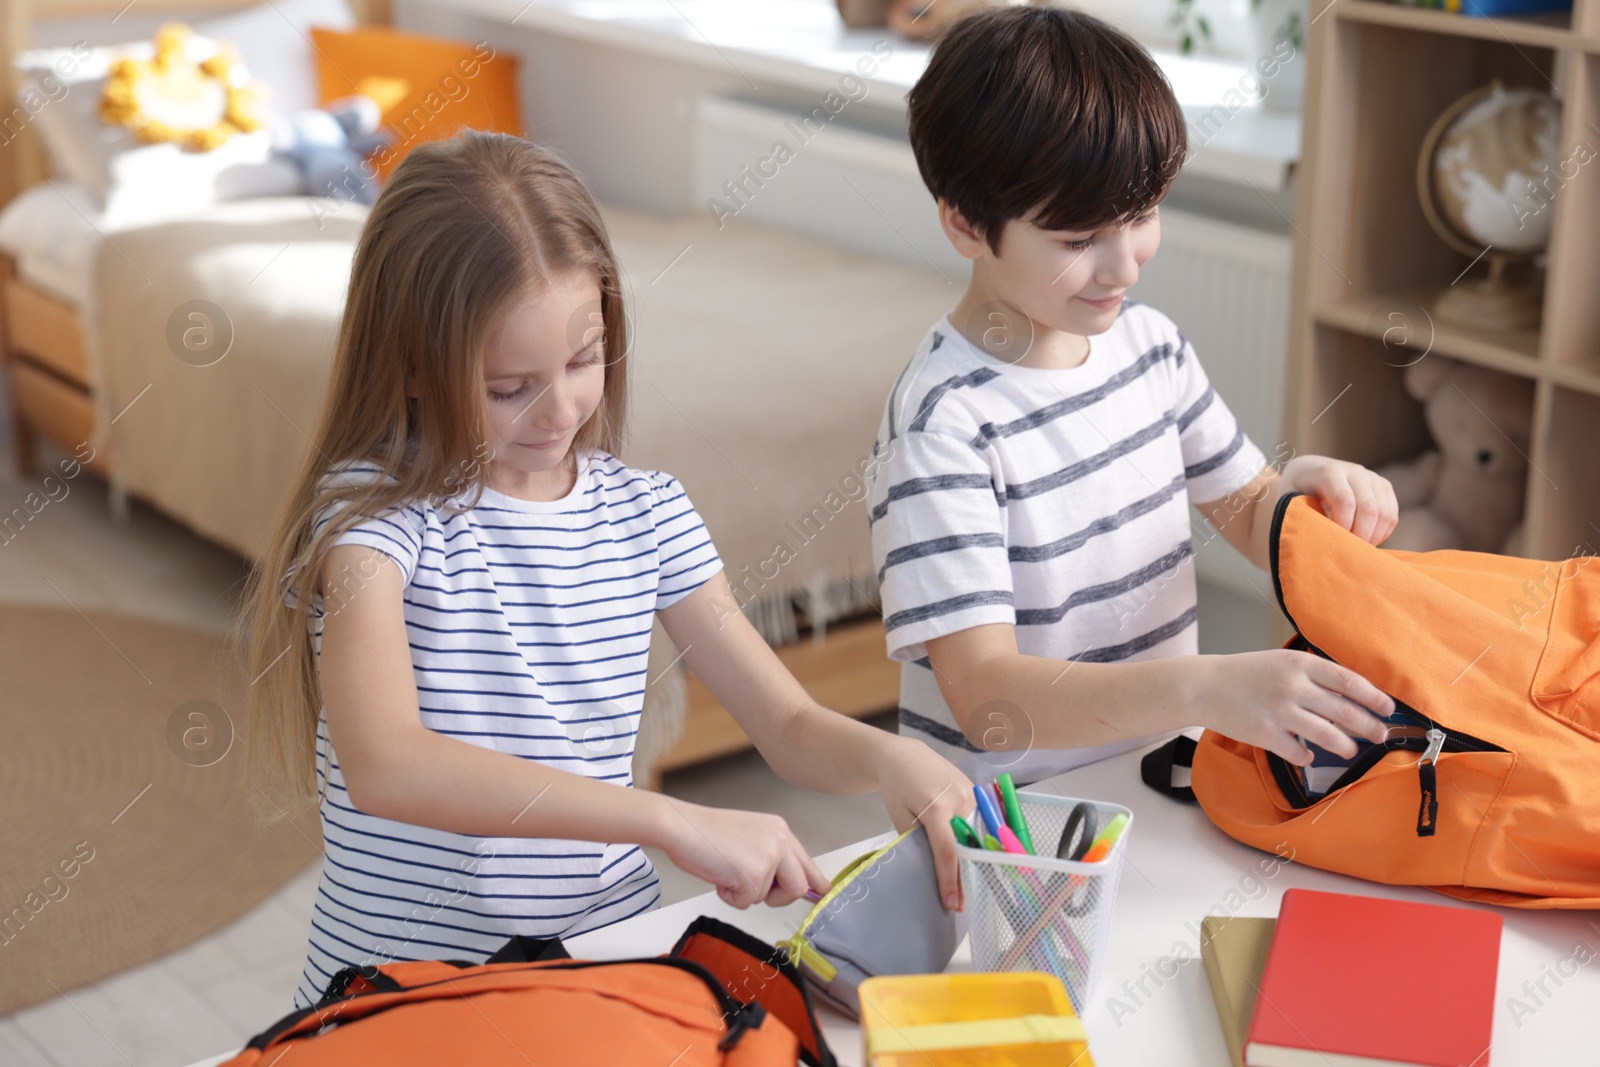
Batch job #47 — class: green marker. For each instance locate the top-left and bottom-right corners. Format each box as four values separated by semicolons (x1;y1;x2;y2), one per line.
996;773;1036;855
950;815;981;849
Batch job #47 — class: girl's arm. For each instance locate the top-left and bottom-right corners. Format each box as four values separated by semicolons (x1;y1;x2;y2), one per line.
319;544;828;908
658;572;975;910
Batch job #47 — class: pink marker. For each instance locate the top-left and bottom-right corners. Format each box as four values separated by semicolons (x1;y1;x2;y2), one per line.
995;825;1028;855
773;878;825;903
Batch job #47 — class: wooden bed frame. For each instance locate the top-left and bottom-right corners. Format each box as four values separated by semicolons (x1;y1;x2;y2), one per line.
1;0;900;780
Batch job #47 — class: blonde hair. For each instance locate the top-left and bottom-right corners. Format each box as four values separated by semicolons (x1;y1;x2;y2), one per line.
242;132;629;812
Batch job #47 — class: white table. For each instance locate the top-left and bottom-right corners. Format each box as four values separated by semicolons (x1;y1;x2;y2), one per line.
187;742;1596;1064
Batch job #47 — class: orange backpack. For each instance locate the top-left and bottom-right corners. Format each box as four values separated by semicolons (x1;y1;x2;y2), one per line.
1144;492;1600;909
221;917;836;1066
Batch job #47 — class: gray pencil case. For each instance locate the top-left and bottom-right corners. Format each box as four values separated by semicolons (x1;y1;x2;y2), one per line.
778;824;967;1019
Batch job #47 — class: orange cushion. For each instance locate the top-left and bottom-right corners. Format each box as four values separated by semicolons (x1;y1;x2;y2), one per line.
309;26;523;180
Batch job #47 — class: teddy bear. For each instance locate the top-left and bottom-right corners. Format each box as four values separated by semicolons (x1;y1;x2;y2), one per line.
1377;356;1533;556
274;95;393;205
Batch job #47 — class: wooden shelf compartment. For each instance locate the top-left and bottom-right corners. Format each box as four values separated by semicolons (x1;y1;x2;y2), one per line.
1310;300;1600;399
1293;326;1434;466
1313;290;1541;378
1543;360;1600;396
1541;50;1600;371
1534;384;1600;558
1290;0;1600;571
1297;326;1544;554
1302;17;1560;308
1332;1;1576;49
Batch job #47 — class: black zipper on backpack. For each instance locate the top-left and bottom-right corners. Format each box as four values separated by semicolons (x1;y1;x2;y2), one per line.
1268;636;1505;836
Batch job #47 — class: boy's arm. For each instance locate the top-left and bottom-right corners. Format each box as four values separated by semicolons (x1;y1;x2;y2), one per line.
924;621;1394;765
1163;324;1395;565
660;571;975;909
925;451;1402;765
1193;456;1400;571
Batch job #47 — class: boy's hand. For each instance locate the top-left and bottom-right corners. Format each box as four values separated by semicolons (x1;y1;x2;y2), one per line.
656;799;831;909
872;735;975;911
1282;456;1399;546
1198;649;1395;767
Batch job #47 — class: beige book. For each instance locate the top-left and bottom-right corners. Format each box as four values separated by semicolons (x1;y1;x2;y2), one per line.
1200;916;1276;1067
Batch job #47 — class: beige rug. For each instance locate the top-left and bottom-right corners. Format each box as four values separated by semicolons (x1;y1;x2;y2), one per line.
0;605;320;1015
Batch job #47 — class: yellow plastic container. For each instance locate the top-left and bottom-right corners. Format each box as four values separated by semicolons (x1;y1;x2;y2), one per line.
858;972;1094;1067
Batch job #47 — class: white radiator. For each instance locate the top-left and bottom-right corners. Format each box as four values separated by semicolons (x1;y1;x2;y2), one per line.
694;95;1292;600
1131;211;1292;604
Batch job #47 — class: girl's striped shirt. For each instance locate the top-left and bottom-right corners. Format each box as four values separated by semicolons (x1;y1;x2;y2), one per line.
292;450;721;1008
866;304;1268;786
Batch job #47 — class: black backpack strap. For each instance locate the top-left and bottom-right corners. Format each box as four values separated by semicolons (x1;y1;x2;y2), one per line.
318;964;404;1003
484;934;573;964
672;915;837;1067
1142;734;1199;803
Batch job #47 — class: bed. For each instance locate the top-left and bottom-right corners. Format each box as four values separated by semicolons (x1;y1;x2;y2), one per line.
1;0;956;781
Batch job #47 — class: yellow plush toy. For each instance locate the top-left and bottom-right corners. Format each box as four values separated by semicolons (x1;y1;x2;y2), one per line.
99;23;266;151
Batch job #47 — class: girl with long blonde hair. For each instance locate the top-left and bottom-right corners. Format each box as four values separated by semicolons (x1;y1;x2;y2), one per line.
243;132;972;1006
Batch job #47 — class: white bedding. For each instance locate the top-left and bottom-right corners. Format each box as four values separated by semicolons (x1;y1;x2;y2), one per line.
0;181;105;307
7;186;955;640
7;190;954;774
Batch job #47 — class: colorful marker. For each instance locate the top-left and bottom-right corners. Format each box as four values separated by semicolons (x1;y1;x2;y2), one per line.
774;878;826;903
996;773;1036;855
973;784;1007;840
950;815;981;849
1080;812;1129;863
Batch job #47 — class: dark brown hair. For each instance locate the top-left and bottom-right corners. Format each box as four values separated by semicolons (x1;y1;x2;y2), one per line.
242;131;629;811
907;6;1188;252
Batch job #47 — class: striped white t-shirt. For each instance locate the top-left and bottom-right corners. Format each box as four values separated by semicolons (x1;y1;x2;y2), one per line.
292;451;722;1007
866;304;1267;785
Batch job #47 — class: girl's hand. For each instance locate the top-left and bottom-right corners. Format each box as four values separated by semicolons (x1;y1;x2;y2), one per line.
655;798;831;909
1197;649;1394;767
1282;456;1399;546
872;735;975;911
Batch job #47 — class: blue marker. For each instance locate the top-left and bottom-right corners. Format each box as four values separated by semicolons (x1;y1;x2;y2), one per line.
973;784;1007;841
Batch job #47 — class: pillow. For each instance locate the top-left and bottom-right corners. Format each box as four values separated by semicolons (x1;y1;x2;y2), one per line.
308;26;523;180
13;0;355;222
197;0;356;120
13;42;101;200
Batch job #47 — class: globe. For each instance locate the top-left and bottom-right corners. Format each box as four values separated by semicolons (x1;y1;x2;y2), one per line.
1417;82;1561;330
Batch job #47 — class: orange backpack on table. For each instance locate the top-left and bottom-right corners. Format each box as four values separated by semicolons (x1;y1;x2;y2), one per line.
1144;492;1600;909
221;917;836;1066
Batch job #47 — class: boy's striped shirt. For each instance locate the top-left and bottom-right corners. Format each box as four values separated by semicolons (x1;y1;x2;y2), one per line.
866;303;1268;784
291;451;721;1008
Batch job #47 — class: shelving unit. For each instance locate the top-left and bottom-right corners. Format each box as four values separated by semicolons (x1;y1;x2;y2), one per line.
1285;0;1600;560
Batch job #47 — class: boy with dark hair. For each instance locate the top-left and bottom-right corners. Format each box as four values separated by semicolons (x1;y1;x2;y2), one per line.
867;7;1402;783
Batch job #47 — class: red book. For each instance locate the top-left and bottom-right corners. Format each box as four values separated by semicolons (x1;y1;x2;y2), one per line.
1245;888;1502;1067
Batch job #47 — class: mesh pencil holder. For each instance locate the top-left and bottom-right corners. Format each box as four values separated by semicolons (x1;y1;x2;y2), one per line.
959;792;1132;1013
